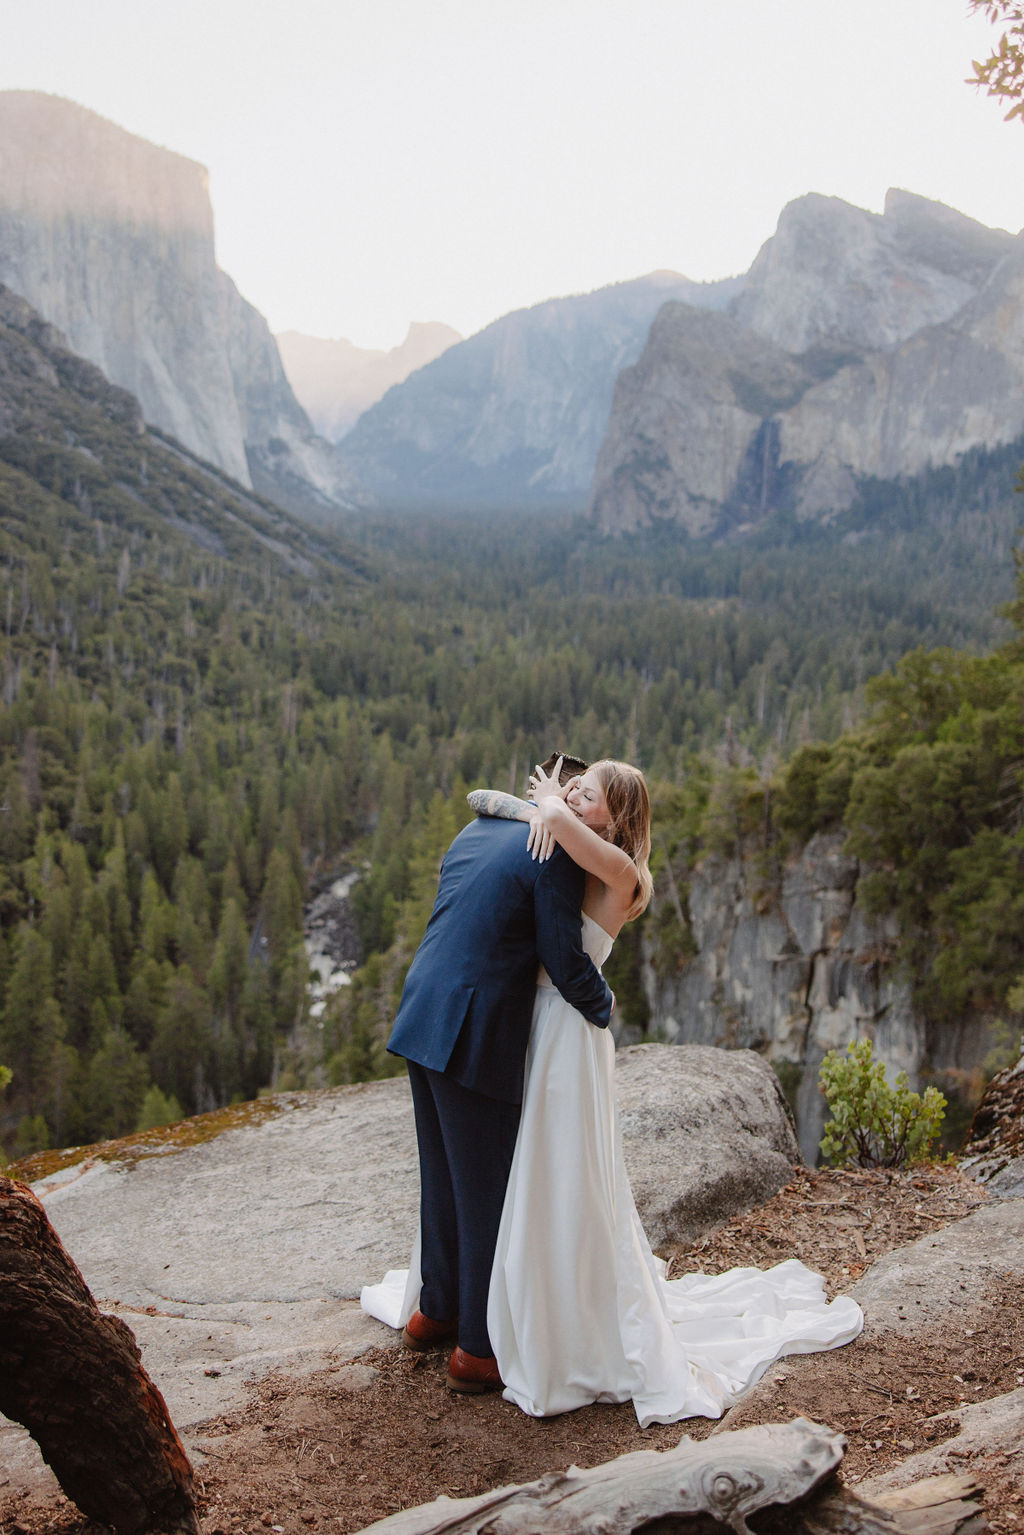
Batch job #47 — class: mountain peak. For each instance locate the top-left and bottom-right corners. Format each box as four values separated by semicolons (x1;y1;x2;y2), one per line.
731;186;1010;354
403;320;461;348
882;186;1005;232
278;321;461;442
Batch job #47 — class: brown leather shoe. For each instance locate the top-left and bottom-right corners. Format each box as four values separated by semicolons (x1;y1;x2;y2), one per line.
401;1310;459;1351
446;1346;503;1394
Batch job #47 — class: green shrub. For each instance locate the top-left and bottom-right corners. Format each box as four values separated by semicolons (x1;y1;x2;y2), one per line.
135;1084;184;1132
819;1037;946;1168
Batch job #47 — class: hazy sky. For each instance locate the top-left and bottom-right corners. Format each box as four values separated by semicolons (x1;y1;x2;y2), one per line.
0;1;1019;348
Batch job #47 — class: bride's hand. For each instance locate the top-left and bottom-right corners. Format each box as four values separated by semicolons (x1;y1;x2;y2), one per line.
528;757;572;803
527;811;557;862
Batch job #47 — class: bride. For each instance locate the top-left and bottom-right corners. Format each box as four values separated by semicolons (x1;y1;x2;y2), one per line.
363;757;862;1427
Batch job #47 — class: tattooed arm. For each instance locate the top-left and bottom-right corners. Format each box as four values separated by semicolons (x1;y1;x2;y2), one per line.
467;788;532;821
468;786;564;862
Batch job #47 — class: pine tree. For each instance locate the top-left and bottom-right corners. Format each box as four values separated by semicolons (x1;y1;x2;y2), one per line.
136;1083;184;1131
149;966;213;1115
85;1026;149;1142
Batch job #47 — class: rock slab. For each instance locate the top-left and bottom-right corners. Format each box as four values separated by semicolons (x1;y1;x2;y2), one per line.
615;1042;800;1248
4;1043;797;1456
861;1386;1024;1496
720;1198;1024;1431
846;1200;1024;1332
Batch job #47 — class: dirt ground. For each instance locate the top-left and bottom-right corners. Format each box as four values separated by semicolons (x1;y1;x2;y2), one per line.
3;1165;1022;1535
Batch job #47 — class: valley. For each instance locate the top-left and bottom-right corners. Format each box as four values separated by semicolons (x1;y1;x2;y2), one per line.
0;89;1022;1167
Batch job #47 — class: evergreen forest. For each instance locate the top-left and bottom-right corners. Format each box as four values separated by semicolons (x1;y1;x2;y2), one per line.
0;287;1021;1160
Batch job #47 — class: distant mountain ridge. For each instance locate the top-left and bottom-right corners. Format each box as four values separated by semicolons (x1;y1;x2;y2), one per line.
591;190;1021;534
338;271;744;509
335;188;1023;524
3;90;1018;532
278;322;461;441
0;90;360;522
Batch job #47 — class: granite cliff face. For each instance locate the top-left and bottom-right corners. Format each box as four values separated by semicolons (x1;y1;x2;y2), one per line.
339;271;744;508
589;305;826;536
0;91;358;520
732;190;1010;354
592;191;1019;534
278;322;461;442
645;832;990;1163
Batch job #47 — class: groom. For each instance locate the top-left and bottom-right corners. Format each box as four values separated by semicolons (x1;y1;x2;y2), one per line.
387;753;614;1392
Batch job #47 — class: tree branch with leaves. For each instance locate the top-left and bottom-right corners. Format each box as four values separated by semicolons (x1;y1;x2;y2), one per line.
969;1;1024;120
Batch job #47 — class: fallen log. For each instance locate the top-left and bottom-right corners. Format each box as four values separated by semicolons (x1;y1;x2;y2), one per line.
352;1420;985;1535
0;1175;198;1535
756;1472;986;1535
870;1475;986;1534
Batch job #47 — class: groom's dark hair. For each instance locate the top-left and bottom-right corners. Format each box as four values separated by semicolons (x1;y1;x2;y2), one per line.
538;750;589;787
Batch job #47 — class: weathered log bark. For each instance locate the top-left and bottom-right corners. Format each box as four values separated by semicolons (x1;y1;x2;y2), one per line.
755;1472;986;1534
870;1475;986;1534
351;1422;985;1535
0;1176;198;1535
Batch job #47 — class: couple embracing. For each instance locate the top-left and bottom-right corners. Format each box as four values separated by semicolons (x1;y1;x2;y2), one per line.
361;755;862;1426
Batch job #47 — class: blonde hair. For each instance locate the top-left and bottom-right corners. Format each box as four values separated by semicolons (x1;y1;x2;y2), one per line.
589;760;653;921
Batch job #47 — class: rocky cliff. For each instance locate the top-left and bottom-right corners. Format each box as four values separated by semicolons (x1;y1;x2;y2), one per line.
0;91;359;521
592;190;1020;534
588;304;826;536
645;831;990;1163
0;279;354;579
962;1045;1024;1196
278;322;461;442
733;189;1011;354
338;271;744;508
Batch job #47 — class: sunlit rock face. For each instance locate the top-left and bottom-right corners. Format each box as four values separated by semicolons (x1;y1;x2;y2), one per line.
0;91;358;519
591;191;1019;535
338;271;745;509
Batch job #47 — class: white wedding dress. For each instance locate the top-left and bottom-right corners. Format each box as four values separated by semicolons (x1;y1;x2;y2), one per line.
361;914;863;1427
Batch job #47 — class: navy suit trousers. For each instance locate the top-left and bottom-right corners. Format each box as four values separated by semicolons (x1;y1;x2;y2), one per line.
407;1062;521;1359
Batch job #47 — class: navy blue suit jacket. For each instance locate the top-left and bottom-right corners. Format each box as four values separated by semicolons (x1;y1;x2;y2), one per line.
387;816;613;1103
